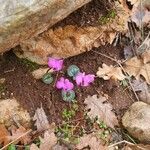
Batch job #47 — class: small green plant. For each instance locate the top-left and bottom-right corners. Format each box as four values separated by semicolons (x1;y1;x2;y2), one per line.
8;144;16;150
67;65;80;78
98;130;110;141
62;102;78;121
97;121;107;129
61;90;75;102
120;79;129;87
55;122;79;144
56;103;80;143
62;108;76;120
42;72;53;84
20;58;39;71
25;145;30;150
99;9;117;25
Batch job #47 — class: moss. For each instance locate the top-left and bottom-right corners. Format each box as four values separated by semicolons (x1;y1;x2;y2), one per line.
99;9;117;25
0;84;6;93
20;58;39;71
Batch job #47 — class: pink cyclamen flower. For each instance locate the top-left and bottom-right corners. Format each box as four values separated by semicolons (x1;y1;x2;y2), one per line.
48;57;63;71
56;77;74;91
75;72;95;87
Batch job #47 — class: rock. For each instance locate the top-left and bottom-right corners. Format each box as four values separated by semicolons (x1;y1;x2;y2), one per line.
0;0;91;54
15;14;128;64
122;102;150;143
15;25;104;64
0;98;31;127
14;1;131;64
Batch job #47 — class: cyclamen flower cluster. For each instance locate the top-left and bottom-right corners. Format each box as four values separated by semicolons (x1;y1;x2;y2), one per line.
44;57;95;102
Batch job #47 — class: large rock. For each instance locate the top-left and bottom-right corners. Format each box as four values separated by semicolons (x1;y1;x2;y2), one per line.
0;98;31;127
122;102;150;143
14;0;131;64
0;0;91;53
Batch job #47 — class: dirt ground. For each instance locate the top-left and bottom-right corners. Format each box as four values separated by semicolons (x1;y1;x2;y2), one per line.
0;44;135;124
0;0;135;138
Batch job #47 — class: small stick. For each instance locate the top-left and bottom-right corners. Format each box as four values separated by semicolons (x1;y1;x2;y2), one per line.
108;140;130;148
1;129;32;150
108;140;147;150
4;68;15;73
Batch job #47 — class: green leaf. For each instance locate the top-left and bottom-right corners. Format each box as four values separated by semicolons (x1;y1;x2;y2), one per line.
42;73;53;84
67;65;80;77
61;90;75;102
25;145;30;150
8;144;16;150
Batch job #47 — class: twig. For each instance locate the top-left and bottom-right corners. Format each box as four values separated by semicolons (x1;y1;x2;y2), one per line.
1;129;32;150
108;140;147;150
4;68;15;73
108;140;132;148
91;50;139;101
139;0;144;41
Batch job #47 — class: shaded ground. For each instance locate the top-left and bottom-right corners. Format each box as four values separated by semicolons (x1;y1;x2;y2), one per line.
54;0;112;28
0;45;135;125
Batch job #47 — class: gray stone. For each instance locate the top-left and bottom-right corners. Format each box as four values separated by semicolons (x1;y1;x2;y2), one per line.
0;0;91;53
122;102;150;143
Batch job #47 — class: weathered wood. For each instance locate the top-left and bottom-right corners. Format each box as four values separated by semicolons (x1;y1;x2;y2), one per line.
0;0;91;53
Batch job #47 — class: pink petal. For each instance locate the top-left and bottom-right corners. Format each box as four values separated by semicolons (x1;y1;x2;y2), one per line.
55;60;63;71
64;79;74;91
75;72;85;86
56;77;74;91
48;58;63;71
83;74;95;86
56;77;65;89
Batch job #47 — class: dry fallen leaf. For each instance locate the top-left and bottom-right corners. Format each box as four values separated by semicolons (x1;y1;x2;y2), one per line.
76;133;107;150
84;95;118;129
30;144;39;150
97;63;125;81
10;125;31;144
137;34;150;55
0;124;10;146
32;107;58;150
39;130;57;150
124;51;150;84
52;144;68;150
129;0;150;27
123;144;150;150
123;46;134;59
33;106;50;132
30;124;57;150
0;124;31;147
131;79;150;104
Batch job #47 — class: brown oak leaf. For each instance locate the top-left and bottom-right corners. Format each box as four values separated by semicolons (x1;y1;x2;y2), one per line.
84;95;118;129
124;51;150;84
97;63;125;81
76;133;107;150
33;106;50;132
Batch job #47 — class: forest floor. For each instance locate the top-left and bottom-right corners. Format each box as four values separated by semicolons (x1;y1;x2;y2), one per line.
0;0;149;149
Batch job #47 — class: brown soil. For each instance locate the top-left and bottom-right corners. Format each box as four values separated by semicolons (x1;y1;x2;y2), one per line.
0;44;135;125
54;0;112;28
